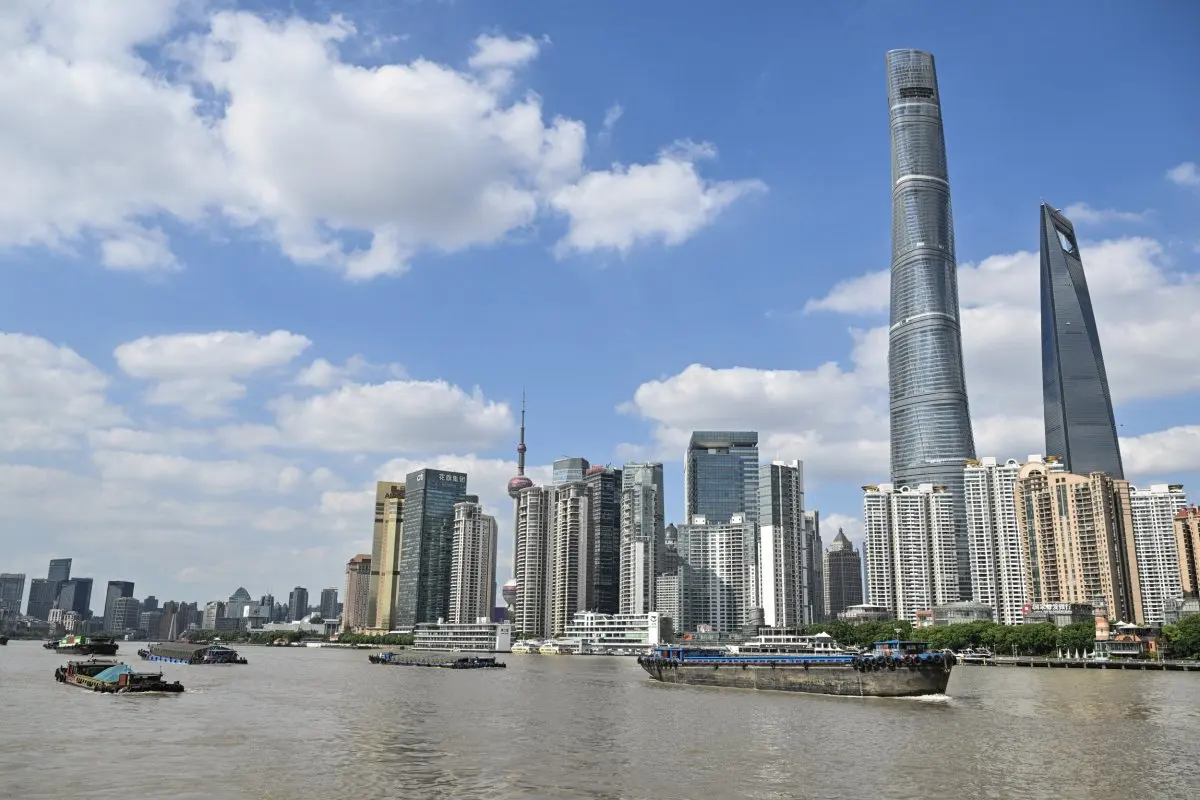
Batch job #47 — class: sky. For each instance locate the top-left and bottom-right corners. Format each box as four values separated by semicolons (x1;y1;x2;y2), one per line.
1;0;1198;612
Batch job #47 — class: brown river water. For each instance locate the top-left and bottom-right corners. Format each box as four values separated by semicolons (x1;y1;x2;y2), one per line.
2;640;1197;799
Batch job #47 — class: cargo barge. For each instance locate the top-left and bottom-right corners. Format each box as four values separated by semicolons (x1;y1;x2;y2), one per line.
137;642;248;665
45;634;119;656
54;659;185;694
368;651;506;669
638;636;954;698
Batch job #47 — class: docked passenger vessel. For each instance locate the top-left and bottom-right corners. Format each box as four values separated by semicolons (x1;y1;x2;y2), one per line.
638;634;955;697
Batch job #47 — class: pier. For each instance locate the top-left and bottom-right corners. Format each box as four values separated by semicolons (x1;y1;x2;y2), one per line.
960;656;1200;671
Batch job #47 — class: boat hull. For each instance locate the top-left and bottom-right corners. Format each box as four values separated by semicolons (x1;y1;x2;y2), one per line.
638;657;951;697
55;643;120;656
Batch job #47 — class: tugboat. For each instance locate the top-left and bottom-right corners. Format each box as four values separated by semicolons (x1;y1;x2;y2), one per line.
54;659;185;694
137;642;248;665
47;634;119;656
639;637;955;698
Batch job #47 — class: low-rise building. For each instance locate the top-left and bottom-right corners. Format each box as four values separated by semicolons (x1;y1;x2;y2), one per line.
932;601;994;626
1022;603;1094;628
561;611;668;653
838;604;891;622
1163;596;1200;625
1094;622;1160;659
412;618;512;652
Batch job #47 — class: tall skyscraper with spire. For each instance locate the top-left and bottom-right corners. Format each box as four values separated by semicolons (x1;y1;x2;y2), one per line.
885;49;976;598
1040;203;1124;479
507;393;534;502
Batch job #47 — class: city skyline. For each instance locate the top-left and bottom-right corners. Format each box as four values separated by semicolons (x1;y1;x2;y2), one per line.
0;2;1197;603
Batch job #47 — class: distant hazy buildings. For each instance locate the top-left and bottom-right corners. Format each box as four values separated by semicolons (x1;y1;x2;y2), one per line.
965;456;1065;624
620;463;664;615
864;483;958;622
1129;484;1188;624
343;554;372;631
369;481;405;630
1040;203;1125;479
58;578;93;617
26;579;57;620
1015;461;1141;623
885;49;977;600
823;530;863;619
0;573;25;613
758;461;807;627
449;496;498;624
319;587;339;620
288;587;309;622
109;596;141;632
397;469;468;627
48;558;71;584
103;581;135;632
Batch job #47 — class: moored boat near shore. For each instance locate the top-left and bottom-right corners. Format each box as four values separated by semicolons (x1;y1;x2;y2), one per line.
638;638;954;698
46;634;119;656
54;659;185;694
137;642;248;665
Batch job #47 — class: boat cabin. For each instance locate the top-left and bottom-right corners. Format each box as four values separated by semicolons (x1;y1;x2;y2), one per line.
871;640;931;656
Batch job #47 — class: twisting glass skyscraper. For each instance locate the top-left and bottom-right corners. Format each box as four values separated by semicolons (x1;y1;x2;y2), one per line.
885;49;976;598
1040;203;1124;479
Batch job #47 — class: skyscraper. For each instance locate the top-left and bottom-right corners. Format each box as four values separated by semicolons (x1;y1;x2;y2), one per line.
288;587;309;621
368;481;405;630
552;457;590;485
26;579;57;620
684;432;760;526
886;49;976;599
47;558;71;584
678;513;757;634
513;485;553;637
584;464;622;614
320;587;339;619
343;554;372;631
396;469;469;626
863;483;958;621
619;463;664;615
758;461;807;627
823;531;864;619
1040;203;1125;479
1129;484;1188;624
0;573;25;613
103;581;135;631
449;496;498;624
549;482;592;635
57;578;92;617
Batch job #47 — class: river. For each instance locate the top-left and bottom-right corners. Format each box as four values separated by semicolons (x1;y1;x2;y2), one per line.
1;640;1197;799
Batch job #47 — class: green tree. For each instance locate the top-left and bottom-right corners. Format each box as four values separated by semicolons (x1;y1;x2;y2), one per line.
1056;621;1097;656
1163;614;1200;659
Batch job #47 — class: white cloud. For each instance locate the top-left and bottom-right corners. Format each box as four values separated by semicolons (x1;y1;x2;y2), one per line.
598;103;623;143
623;235;1200;485
1166;162;1200;187
88;426;214;452
1;8;757;278
550;141;765;255
115;330;312;417
0;332;125;451
1121;426;1200;477
91;450;291;495
1060;202;1146;225
272;379;514;453
294;355;405;388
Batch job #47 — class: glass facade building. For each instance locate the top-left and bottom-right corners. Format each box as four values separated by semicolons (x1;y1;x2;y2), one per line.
584;465;623;614
48;558;71;584
396;468;469;626
552;457;590;485
684;431;760;526
1040;203;1125;479
885;49;976;598
57;577;92;617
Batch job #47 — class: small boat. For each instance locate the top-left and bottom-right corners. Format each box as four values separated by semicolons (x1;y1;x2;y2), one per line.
137;642;248;665
54;659;185;694
0;635;8;645
368;651;506;669
47;634;119;656
509;641;537;654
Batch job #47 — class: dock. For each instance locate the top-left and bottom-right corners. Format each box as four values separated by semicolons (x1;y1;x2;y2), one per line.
959;656;1200;671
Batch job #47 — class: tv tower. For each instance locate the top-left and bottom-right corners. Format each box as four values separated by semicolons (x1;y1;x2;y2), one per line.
506;392;533;499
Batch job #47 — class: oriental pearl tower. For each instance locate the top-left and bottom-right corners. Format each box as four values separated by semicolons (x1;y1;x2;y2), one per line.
502;393;531;619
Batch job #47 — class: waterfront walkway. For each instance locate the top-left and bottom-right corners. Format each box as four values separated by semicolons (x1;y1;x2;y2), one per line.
961;656;1200;671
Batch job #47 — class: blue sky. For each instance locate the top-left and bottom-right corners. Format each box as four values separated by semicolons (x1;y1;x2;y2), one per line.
1;0;1198;609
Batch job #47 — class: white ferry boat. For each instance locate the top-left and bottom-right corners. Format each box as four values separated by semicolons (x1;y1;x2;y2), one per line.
510;641;539;654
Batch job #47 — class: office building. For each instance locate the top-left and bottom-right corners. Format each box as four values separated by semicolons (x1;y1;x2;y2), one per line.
203;601;225;629
620;463;664;615
863;483;958;622
288;587;309;622
396;469;469;627
823;531;864;619
343;554;372;630
513;485;553;638
139;610;162;635
0;573;25;613
57;578;93;617
1177;507;1200;597
109;596;141;632
549;482;592;636
412;619;512;653
368;481;405;630
449;497;498;624
1040;203;1125;479
48;558;71;584
804;511;824;622
562;611;669;652
965;456;1065;624
685;431;760;526
319;587;339;620
758;461;809;627
885;50;977;599
226;587;252;620
1128;485;1188;623
584;464;623;614
103;581;135;631
678;513;757;634
552;457;590;486
26;578;57;620
1015;461;1141;623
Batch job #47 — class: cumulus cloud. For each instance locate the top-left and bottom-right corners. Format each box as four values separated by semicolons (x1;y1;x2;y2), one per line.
622;234;1200;484
1060;202;1146;225
0;6;757;278
115;330;312;417
1166;162;1200;187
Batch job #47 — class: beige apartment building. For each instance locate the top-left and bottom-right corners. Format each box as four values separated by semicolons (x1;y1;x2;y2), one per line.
370;482;405;630
342;554;372;631
1015;461;1142;623
1175;506;1200;596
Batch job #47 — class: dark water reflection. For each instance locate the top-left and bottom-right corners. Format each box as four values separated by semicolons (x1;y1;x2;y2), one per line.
2;641;1197;799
